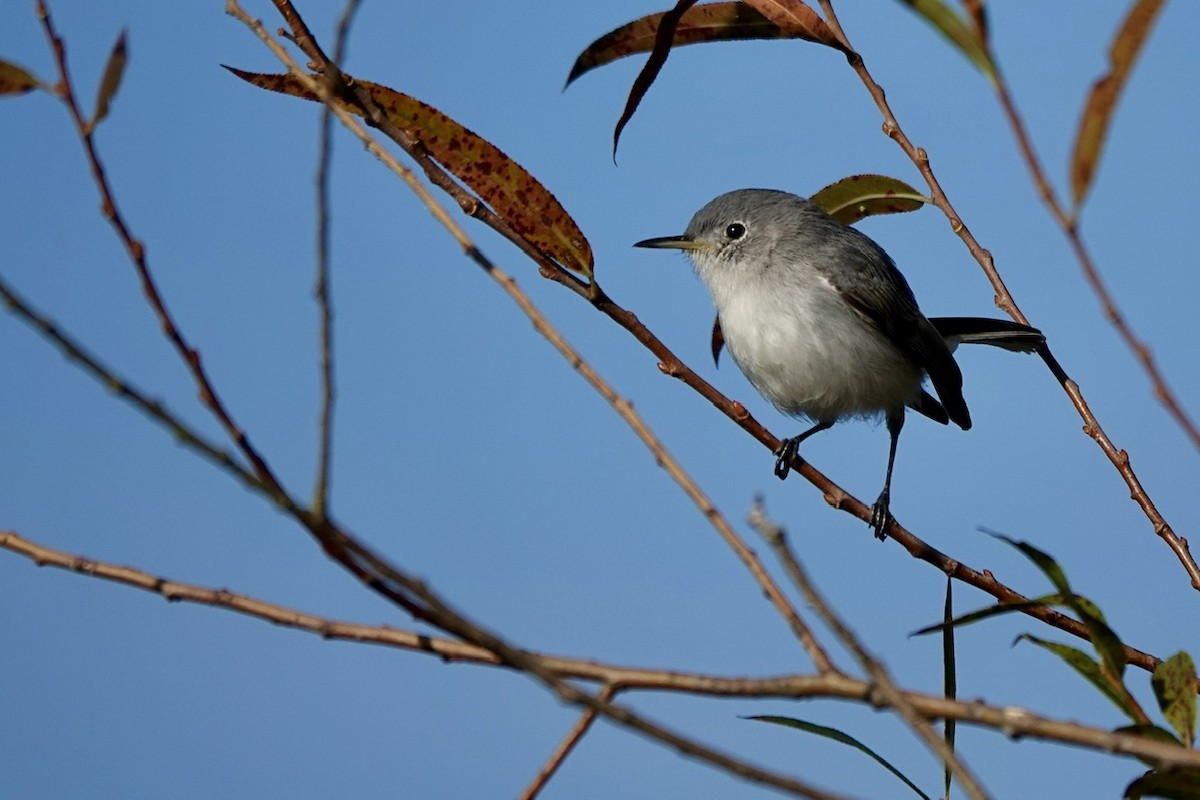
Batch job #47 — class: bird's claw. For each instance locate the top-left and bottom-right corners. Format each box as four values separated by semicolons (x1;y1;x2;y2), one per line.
870;490;893;541
774;437;799;480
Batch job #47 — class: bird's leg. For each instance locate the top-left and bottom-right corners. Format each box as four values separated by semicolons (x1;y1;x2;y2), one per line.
774;421;834;479
871;411;905;540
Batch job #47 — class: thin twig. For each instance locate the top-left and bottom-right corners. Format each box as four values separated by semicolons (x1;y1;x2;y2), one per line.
0;275;261;494
521;684;618;800
36;0;293;509
815;0;1197;590
5;527;1200;771
991;61;1199;452
311;0;361;519
749;500;990;800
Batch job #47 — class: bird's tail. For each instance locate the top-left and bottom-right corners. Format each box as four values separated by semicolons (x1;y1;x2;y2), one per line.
930;317;1045;353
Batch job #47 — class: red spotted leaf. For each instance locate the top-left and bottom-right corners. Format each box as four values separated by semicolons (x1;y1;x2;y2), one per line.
226;68;593;276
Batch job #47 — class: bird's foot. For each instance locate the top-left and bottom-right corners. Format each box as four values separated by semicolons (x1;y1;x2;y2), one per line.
870;490;893;541
774;437;800;480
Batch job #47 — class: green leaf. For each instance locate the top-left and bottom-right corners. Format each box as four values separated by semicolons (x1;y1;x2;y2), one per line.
1152;652;1197;748
987;532;1128;683
911;593;1065;636
809;174;928;226
87;29;128;132
1016;634;1142;723
893;0;996;82
942;578;956;800
0;59;41;96
1125;766;1200;800
1070;0;1166;213
225;68;594;277
747;716;931;799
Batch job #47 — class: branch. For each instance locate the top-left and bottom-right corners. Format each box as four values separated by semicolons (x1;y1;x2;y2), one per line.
749;500;988;800
5;527;1198;771
35;0;292;509
815;0;1197;590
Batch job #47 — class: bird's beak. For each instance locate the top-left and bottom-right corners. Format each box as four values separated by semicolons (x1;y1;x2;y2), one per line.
633;234;708;251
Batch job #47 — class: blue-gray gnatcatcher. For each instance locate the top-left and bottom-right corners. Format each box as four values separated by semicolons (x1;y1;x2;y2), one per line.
635;188;1043;539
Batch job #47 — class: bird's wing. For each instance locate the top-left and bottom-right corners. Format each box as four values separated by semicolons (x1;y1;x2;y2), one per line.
817;220;972;430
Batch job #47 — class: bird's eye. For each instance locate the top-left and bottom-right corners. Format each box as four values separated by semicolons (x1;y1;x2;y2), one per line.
725;222;746;240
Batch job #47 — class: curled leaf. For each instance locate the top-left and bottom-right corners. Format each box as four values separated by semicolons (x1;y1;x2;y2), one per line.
89;29;128;133
0;59;41;96
894;0;996;82
612;0;699;159
226;68;593;276
1070;0;1165;213
810;174;928;225
568;3;790;86
1152;652;1197;749
987;531;1128;683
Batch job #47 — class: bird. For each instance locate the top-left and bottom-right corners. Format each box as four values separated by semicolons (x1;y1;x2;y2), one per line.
635;188;1043;539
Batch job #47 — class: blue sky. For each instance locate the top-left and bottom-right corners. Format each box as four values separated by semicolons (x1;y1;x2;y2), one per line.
2;2;1198;797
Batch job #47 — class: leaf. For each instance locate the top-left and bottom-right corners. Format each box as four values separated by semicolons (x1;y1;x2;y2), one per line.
1125;766;1200;800
225;68;594;277
962;0;988;43
987;532;1128;684
568;3;790;86
0;59;40;96
1070;0;1165;213
88;29;128;132
911;593;1066;636
741;0;854;59
1016;634;1143;723
809;174;928;225
942;577;956;800
747;716;931;799
611;0;698;160
1152;652;1197;748
893;0;996;82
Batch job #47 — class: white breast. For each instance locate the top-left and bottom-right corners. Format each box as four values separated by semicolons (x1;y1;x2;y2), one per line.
713;271;923;423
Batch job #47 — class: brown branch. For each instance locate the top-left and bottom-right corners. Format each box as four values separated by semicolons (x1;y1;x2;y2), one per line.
992;52;1200;452
35;0;291;509
749;500;989;800
6;526;1200;772
0;274;262;495
521;684;618;800
815;0;1197;590
311;0;361;519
